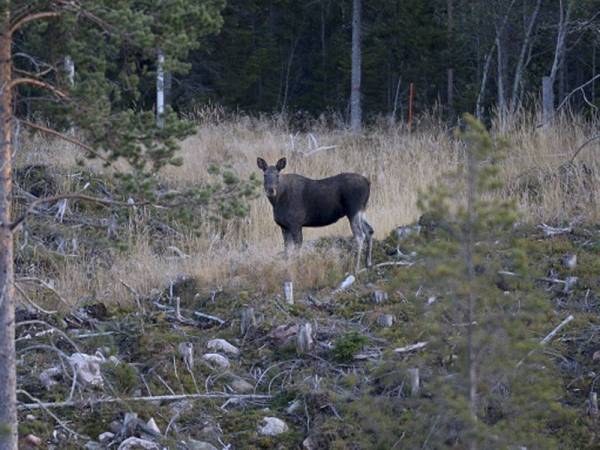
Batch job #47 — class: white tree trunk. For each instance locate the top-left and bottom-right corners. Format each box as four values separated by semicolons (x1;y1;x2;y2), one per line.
350;0;362;133
64;55;75;86
156;49;165;129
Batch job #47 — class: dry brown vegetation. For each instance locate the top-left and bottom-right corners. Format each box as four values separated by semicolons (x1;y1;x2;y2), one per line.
15;110;600;306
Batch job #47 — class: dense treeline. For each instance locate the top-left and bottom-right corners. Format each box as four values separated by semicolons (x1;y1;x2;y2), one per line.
172;0;600;121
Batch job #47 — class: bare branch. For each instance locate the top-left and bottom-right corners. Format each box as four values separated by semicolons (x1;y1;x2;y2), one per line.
8;77;67;99
19;119;110;164
9;193;146;232
10;12;61;35
17;392;273;411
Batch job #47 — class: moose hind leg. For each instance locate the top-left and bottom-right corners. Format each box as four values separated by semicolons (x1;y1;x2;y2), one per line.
362;218;374;268
350;214;366;273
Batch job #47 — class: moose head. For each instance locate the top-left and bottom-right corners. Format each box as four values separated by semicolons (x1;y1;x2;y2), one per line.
257;157;286;198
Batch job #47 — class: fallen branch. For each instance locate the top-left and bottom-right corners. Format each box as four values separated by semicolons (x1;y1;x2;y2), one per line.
516;314;574;367
193;311;225;325
18;390;88;440
17;392;272;410
569;134;600;164
357;260;414;274
17;277;70;307
394;341;428;354
15;283;57;315
540;314;574;345
16;320;81;353
538;223;572;237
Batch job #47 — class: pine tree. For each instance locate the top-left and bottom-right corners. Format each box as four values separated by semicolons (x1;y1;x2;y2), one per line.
408;114;574;448
0;2;224;448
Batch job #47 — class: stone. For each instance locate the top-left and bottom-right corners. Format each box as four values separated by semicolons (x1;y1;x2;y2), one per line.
257;417;289;436
206;339;240;356
117;437;159;450
98;432;114;444
145;418;160;435
185;441;218;450
230;377;254;393
67;352;104;387
39;367;61;390
202;353;231;369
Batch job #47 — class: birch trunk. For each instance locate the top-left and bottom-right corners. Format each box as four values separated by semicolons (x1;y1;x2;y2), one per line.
156;49;165;129
0;6;17;448
350;0;362;133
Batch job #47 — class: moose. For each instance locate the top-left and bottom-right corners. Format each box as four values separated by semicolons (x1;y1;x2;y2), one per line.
257;157;374;272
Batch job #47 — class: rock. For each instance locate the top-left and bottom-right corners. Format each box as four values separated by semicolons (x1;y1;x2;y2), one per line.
230;377;254;393
198;423;222;443
25;414;36;421
206;338;240;356
303;437;316;450
371;290;388;304
67;352;104;387
185;440;218;450
296;323;314;354
39;367;61;390
395;224;421;240
146;418;160;435
377;314;395;328
269;324;298;344
202;353;231;369
563;276;578;294
84;442;103;450
117;437;159;450
257;417;289;436
98;432;114;444
22;434;42;447
335;275;355;292
562;253;577;270
286;399;302;414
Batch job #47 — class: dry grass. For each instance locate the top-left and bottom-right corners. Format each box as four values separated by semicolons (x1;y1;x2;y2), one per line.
16;110;600;306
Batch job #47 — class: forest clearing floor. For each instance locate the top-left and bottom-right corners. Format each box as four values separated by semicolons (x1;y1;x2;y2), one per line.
15;219;600;449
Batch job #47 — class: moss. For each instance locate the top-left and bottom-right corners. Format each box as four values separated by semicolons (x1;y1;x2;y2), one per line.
103;362;139;394
332;332;368;363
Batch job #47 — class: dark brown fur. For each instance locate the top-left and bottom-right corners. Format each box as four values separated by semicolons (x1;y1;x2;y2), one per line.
257;157;373;271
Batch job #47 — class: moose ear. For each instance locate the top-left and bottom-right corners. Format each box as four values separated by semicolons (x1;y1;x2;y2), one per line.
257;157;268;171
276;157;287;171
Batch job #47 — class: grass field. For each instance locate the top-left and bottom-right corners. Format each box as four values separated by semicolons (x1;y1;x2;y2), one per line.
16;110;600;305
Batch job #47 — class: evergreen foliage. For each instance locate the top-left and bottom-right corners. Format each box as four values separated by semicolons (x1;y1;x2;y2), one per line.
408;115;576;448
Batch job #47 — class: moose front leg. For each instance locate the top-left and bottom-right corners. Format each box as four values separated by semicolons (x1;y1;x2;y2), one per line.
281;227;294;258
290;227;303;250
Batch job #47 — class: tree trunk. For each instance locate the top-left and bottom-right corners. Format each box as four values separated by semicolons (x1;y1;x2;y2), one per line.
447;0;454;116
510;0;541;112
350;0;362;133
0;7;17;449
542;76;554;125
156;49;165;129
